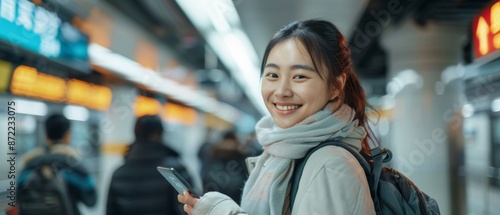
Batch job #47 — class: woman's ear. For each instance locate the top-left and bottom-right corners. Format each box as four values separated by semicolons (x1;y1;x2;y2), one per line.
330;74;347;100
337;73;347;90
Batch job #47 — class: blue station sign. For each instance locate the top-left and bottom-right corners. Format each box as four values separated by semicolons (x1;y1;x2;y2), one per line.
0;0;88;61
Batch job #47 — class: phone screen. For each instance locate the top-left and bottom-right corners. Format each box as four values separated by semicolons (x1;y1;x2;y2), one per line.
157;166;199;198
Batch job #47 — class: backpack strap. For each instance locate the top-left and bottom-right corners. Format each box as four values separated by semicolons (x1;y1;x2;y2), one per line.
290;141;372;211
24;154;87;176
43;145;50;154
369;148;385;196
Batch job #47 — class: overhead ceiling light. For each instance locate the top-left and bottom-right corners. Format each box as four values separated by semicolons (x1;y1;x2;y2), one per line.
89;43;248;123
205;1;231;33
441;64;465;85
175;0;212;33
462;104;474;118
63;105;89;121
15;99;47;116
492;98;500;112
175;0;267;116
380;95;396;110
386;69;423;96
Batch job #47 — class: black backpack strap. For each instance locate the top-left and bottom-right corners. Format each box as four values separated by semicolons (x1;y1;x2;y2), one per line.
369;148;384;195
290;141;371;211
24;154;88;176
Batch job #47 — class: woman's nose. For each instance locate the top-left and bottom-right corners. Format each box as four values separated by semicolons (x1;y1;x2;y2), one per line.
274;80;292;97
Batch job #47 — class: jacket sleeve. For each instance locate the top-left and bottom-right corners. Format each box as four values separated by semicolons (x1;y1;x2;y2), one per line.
61;169;97;207
106;181;117;215
293;149;375;215
193;192;247;215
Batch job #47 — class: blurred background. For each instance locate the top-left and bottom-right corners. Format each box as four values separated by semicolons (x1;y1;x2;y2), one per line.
0;0;499;214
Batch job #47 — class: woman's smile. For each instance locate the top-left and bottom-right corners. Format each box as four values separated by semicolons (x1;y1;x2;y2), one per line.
275;104;302;111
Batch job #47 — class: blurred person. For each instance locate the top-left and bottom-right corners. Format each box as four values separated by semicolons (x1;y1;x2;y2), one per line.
17;113;97;215
199;131;248;204
106;114;192;215
178;19;375;214
239;132;263;157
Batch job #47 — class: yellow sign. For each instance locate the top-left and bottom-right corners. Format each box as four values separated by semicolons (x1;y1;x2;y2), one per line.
67;79;113;111
67;79;89;105
35;73;66;102
10;65;65;102
0;61;13;92
133;95;162;117
10;65;113;110
88;84;112;110
133;96;198;125
163;102;197;126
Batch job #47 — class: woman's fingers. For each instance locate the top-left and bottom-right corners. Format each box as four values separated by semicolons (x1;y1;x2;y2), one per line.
178;191;199;214
184;204;193;215
177;194;185;203
184;191;199;206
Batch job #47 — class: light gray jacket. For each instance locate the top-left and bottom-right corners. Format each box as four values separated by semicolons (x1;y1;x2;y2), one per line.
193;145;375;215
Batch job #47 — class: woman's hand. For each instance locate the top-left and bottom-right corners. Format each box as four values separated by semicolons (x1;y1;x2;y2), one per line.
178;191;199;215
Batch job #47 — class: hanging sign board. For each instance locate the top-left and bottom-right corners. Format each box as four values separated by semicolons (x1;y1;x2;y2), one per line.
0;0;90;72
473;1;500;60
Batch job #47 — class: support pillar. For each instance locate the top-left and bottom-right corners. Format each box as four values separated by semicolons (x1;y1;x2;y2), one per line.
381;19;466;215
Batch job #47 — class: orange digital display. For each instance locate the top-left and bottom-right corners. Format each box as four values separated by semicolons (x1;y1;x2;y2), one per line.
134;95;162;117
67;79;89;105
67;79;113;111
163;102;197;125
10;65;65;102
473;1;500;60
10;65;37;96
134;96;198;125
35;73;66;102
88;84;112;111
10;65;113;110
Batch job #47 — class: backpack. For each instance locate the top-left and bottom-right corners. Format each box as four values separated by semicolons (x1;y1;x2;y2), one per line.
290;141;441;215
18;154;76;215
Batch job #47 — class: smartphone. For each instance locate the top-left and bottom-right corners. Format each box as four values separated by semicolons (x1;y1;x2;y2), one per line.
157;166;200;198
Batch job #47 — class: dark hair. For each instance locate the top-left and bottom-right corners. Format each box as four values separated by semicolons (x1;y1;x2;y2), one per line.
261;19;377;154
45;113;70;141
223;130;237;140
134;115;164;140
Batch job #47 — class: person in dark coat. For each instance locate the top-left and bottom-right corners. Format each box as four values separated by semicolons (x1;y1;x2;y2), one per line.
106;115;192;215
200;131;248;204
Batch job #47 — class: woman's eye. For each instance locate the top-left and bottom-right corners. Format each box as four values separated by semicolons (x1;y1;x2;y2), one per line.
293;75;306;79
265;73;278;78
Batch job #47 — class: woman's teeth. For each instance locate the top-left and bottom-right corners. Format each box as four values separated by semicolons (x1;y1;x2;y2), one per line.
276;105;300;111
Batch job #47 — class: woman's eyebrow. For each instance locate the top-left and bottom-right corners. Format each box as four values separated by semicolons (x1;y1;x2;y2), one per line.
264;63;315;72
264;63;279;69
291;64;316;72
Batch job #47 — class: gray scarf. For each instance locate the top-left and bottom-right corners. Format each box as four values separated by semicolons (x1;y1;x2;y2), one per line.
240;103;366;215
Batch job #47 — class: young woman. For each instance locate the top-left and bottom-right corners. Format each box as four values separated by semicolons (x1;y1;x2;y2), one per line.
179;19;376;215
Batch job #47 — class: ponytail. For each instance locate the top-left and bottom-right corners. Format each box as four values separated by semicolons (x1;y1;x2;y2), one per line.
343;71;377;155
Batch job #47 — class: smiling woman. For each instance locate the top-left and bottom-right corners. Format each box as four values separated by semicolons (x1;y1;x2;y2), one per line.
261;39;341;128
178;19;377;215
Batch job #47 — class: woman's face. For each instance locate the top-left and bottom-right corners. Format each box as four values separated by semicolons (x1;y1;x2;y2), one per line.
261;39;335;128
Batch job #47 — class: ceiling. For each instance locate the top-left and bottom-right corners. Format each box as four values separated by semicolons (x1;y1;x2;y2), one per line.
104;0;208;68
234;0;369;61
102;0;369;70
349;0;492;78
104;0;493;116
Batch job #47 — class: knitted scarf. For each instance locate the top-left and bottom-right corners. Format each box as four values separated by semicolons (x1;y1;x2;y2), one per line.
240;103;366;215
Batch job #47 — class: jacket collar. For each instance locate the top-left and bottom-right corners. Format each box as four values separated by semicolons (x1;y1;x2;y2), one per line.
126;141;180;161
